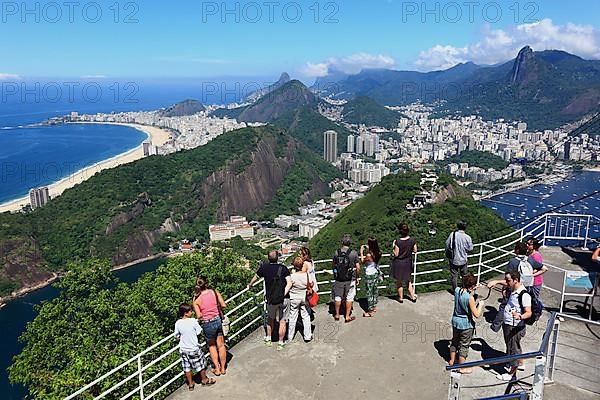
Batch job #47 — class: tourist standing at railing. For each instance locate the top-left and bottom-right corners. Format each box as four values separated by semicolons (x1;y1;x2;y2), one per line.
488;242;533;333
174;303;216;390
300;247;319;294
332;234;361;323
391;223;418;303
448;274;484;374
248;250;292;351
193;277;228;376
287;256;314;343
445;221;474;291
526;237;548;299
497;270;532;382
361;237;383;317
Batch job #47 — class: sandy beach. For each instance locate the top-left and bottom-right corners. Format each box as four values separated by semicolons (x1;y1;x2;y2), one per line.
0;122;172;214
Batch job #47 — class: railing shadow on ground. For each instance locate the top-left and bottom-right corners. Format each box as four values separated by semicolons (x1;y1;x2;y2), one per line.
64;213;598;400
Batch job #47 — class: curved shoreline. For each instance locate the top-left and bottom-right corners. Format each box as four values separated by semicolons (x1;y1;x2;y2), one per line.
0;253;169;308
0;122;172;213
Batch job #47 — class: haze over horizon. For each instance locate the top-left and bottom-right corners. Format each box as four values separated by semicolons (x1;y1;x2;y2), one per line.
2;0;600;82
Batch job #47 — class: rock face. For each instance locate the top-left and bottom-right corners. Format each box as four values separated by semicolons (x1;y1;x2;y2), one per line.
243;72;292;103
110;132;331;266
0;238;53;293
510;45;535;84
433;184;472;204
105;193;152;236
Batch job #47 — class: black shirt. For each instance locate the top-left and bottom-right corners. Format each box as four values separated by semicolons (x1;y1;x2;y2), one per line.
256;262;290;300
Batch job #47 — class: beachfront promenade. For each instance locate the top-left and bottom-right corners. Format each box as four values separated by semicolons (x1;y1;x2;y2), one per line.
165;246;599;400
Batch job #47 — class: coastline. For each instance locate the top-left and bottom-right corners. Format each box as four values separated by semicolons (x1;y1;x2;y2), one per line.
0;122;172;214
0;253;168;308
0;273;60;309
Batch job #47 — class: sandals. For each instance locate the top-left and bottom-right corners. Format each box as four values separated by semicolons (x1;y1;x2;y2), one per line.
188;384;195;391
201;378;216;386
334;316;340;321
345;316;356;323
211;369;221;376
410;295;418;303
363;312;374;317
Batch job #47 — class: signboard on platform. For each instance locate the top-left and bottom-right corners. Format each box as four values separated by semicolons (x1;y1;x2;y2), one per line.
565;271;596;290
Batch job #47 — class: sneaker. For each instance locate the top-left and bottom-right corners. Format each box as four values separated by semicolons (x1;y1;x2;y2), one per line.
277;342;286;351
496;373;516;382
264;338;272;347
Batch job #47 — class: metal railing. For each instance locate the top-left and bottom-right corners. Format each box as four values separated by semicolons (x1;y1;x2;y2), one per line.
446;313;600;400
65;212;598;400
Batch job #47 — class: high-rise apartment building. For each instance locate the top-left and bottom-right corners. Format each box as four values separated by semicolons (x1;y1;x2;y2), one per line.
347;135;355;153
323;130;338;163
29;187;50;210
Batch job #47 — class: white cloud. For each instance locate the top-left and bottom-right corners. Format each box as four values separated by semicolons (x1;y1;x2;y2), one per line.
0;73;21;80
299;53;396;78
81;75;107;79
414;19;600;71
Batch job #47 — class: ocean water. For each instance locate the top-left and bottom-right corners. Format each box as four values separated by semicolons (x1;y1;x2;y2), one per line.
0;259;167;400
0;123;148;203
480;171;600;243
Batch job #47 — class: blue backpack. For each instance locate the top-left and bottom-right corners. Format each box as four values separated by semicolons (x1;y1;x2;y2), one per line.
518;288;544;325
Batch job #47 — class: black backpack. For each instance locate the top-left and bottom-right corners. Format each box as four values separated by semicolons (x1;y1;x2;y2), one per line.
267;265;285;305
446;231;457;260
518;287;544;326
333;249;354;282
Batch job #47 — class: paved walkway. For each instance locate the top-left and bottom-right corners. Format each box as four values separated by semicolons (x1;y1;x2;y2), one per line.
166;247;599;400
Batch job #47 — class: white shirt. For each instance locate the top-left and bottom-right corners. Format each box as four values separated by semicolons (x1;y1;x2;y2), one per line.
365;261;378;276
174;318;202;352
504;286;531;327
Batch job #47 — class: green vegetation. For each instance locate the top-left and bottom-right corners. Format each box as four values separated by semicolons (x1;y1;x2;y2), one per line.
8;251;256;399
253;147;342;220
442;150;509;171
0;126;335;295
309;172;512;294
273;106;353;155
342;96;401;129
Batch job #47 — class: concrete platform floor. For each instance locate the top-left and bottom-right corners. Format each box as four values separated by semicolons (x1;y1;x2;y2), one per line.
166;246;599;400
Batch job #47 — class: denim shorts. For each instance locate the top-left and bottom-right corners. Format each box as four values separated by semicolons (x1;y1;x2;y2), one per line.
201;317;223;341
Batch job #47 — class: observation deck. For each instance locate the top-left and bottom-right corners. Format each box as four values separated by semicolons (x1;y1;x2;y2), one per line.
66;213;600;400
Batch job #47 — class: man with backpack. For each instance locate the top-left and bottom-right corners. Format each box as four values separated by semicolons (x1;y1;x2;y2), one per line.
332;234;361;323
497;270;532;381
488;242;539;332
446;221;474;291
506;242;534;288
248;250;292;351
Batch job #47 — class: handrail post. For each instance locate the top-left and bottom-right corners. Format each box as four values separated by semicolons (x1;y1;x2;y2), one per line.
542;214;548;247
413;252;418;296
447;370;461;400
546;319;560;383
476;244;483;285
559;271;567;314
583;216;590;249
531;354;546;400
137;355;144;400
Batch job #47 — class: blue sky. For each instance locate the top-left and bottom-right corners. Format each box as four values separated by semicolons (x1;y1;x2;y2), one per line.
1;0;600;82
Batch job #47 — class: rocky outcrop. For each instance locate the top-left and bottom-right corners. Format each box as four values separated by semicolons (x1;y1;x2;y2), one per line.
434;184;472;204
0;238;53;295
105;193;152;236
